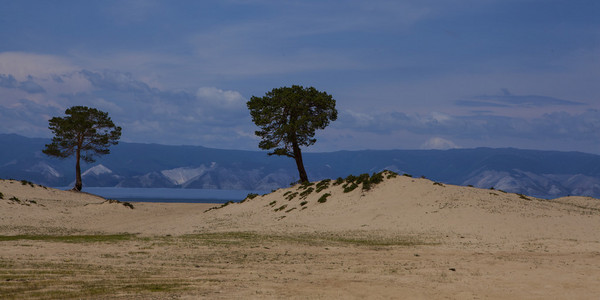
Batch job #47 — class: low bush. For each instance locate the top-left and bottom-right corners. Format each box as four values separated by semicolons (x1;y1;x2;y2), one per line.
274;204;288;212
318;193;331;203
300;187;314;199
315;179;331;193
286;192;298;201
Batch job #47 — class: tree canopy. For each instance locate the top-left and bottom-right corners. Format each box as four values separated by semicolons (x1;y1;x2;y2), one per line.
247;85;337;183
43;106;121;191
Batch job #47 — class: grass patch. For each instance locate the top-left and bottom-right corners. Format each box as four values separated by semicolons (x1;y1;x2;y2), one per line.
274;204;288;212
318;193;331;203
299;187;314;199
20;180;35;187
204;201;234;212
105;199;134;209
341;170;397;193
285;192;298;201
241;193;259;203
0;234;134;243
315;179;331;193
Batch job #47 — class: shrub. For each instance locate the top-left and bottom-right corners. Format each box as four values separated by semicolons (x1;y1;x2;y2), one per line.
403;173;412;178
20;180;35;187
286;192;298;201
369;172;384;185
433;182;445;187
0;192;3;199
274;204;288;212
316;179;331;193
343;182;359;193
9;196;20;203
300;201;308;206
333;177;344;185
298;181;314;190
241;193;259;203
285;207;297;213
204;201;234;212
517;193;531;200
318;193;331;203
300;187;314;199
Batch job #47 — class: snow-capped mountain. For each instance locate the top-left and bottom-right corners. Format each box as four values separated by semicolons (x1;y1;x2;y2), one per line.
1;133;599;198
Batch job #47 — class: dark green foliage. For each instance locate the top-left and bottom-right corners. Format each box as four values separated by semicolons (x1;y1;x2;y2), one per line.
369;172;384;185
315;179;331;193
343;182;359;193
300;187;314;199
285;207;297;213
341;170;393;193
386;171;398;179
274;204;288;212
333;177;344;185
106;199;134;209
204;201;234;212
283;191;292;196
43;106;121;191
0;192;3;199
241;193;259;203
269;200;277;206
247;85;337;183
9;196;20;203
20;180;34;187
517;193;531;200
285;192;298;201
298;181;314;190
300;201;308;206
467;185;474;187
403;173;413;178
318;193;331;203
433;182;445;187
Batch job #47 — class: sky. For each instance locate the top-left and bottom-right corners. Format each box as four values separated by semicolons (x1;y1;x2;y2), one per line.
0;0;599;154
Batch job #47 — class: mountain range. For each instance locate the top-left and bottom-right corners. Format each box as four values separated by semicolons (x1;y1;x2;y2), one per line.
1;133;599;198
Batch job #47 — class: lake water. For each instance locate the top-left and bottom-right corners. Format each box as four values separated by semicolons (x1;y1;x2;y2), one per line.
55;187;271;204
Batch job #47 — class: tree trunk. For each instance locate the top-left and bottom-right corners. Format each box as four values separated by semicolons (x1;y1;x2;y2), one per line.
74;145;82;191
292;140;309;183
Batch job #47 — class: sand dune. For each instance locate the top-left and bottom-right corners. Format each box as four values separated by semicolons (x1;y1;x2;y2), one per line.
1;174;600;299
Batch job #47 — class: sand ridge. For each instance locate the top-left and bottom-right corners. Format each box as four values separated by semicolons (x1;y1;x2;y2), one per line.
1;175;600;299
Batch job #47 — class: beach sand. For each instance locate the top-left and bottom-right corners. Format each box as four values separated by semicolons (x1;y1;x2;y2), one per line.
1;174;599;299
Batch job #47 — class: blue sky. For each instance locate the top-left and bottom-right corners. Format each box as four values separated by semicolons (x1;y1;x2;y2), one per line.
1;0;598;154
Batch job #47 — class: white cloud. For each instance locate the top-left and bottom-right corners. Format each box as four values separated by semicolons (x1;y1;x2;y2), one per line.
0;52;78;80
196;87;245;108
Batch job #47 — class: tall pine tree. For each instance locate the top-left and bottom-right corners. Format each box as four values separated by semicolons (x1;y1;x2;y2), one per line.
43;106;121;191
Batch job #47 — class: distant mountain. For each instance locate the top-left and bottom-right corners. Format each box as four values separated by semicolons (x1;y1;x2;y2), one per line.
1;133;599;198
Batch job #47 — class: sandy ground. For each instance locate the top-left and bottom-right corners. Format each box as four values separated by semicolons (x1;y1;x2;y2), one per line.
1;174;600;299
